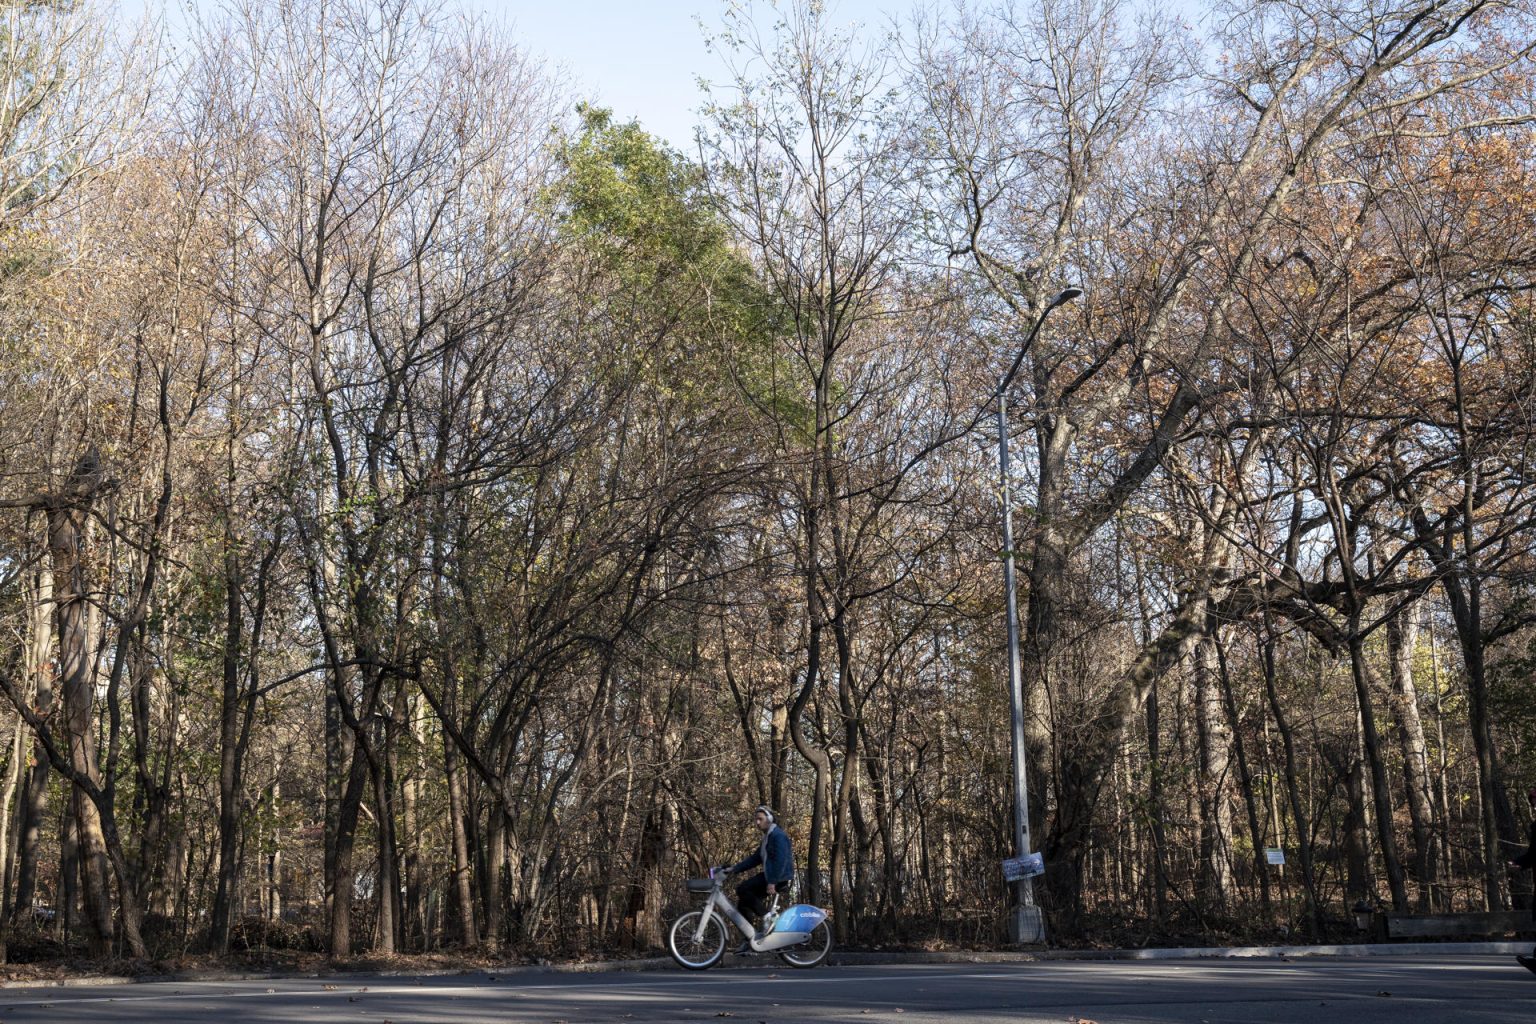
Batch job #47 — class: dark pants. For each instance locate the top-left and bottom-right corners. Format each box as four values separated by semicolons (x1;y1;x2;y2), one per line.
735;874;773;921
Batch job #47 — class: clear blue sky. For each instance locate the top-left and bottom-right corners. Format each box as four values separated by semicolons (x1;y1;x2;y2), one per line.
123;1;1206;148
121;0;906;150
506;0;903;149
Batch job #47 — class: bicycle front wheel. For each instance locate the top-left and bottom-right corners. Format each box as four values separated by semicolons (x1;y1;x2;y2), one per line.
777;919;832;968
667;910;727;970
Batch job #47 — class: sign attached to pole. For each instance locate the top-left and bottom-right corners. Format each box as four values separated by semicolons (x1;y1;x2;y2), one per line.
1002;853;1044;881
1264;847;1286;866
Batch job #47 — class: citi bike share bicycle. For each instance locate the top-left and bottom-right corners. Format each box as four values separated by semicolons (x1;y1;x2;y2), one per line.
667;867;832;970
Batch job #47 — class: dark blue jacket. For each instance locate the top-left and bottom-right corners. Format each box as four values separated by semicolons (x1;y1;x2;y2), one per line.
730;824;793;884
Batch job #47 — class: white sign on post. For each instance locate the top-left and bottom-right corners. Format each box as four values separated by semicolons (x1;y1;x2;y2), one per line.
1002;853;1044;881
1264;847;1286;866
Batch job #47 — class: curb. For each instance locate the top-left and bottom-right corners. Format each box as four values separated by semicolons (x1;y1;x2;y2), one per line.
24;975;138;988
0;959;677;991
835;941;1532;961
1035;941;1532;959
3;942;1528;990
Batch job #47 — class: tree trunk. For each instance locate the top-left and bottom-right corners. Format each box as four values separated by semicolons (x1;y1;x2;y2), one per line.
210;540;244;952
1347;633;1408;910
47;460;115;955
0;706;23;962
788;619;833;907
401;706;424;950
12;566;54;921
1214;633;1271;914
1439;574;1514;910
328;750;368;957
324;671;344;940
1386;601;1437;909
482;807;505;953
829;613;859;941
444;738;477;948
1332;742;1373;905
1021;521;1069;859
267;779;282;923
1194;629;1233;907
1044;585;1214;919
61;797;79;942
370;724;398;954
1146;675;1168;924
1411;501;1517;910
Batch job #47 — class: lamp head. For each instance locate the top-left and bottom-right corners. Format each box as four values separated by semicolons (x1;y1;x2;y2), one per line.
1051;286;1084;306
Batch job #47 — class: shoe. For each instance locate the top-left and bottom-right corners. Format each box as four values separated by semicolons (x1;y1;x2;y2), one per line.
734;932;766;956
1517;954;1536;976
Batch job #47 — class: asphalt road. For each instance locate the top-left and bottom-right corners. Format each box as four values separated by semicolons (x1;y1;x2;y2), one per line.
2;955;1533;1023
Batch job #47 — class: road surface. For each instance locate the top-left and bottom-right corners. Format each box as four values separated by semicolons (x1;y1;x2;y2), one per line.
1;955;1533;1022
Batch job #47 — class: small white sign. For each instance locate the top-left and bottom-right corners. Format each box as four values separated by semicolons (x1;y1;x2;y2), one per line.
1264;847;1286;866
1002;853;1044;881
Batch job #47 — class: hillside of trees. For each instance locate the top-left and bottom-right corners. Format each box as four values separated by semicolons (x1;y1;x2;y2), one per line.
0;0;1534;961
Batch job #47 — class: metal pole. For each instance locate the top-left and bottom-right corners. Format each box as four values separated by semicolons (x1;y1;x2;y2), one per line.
997;389;1044;944
994;287;1080;945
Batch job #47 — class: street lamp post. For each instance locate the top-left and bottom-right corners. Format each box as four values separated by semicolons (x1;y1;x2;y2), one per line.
996;286;1082;945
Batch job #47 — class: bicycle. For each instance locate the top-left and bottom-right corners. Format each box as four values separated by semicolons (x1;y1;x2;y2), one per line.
667;867;833;970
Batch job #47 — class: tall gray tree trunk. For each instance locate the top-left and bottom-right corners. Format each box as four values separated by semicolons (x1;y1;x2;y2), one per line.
47;456;115;955
369;731;398;954
12;566;54;921
1214;634;1272;914
1347;632;1408;910
1386;601;1437;909
482;807;505;953
210;539;244;952
0;705;22;962
829;613;859;942
401;704;424;949
1334;742;1373;905
61;797;79;942
267;778;282;923
1145;676;1168;924
1194;629;1232;906
444;738;477;947
328;748;367;957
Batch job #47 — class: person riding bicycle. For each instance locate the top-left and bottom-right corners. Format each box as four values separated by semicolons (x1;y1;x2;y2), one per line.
720;804;793;954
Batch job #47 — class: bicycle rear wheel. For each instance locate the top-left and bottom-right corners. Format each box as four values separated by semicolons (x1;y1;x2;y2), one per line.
668;910;727;970
777;920;832;968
